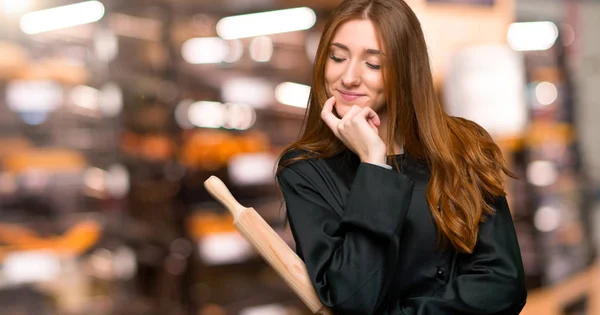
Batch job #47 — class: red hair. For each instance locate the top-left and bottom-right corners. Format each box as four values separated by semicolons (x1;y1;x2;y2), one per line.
277;0;514;254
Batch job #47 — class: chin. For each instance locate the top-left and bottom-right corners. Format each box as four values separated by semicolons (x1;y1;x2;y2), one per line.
334;103;352;118
333;105;344;118
335;101;369;116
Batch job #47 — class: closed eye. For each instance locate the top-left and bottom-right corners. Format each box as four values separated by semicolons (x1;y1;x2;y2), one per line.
329;54;344;62
366;63;381;70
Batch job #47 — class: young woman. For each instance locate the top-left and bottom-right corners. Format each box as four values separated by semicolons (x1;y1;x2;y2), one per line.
275;0;527;314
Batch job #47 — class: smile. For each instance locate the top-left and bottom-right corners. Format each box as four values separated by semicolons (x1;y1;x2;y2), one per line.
337;90;366;102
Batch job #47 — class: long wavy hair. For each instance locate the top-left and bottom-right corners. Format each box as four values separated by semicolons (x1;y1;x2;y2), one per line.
275;0;515;254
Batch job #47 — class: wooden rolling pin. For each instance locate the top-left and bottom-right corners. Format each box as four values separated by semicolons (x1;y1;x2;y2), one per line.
204;176;332;315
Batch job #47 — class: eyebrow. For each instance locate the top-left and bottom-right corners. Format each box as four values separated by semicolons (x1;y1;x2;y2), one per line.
331;42;383;56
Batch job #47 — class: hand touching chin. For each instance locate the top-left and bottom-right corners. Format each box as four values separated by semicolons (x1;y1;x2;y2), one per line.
334;102;355;118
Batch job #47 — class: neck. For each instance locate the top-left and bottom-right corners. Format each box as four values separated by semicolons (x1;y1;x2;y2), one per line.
379;114;403;155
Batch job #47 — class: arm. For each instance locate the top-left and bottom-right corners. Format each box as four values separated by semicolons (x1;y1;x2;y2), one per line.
277;162;414;315
397;196;527;315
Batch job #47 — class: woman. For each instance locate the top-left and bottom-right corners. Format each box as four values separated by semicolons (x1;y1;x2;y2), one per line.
275;0;527;314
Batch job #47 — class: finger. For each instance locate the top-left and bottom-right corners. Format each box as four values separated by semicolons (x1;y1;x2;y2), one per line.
339;106;364;133
321;96;335;114
320;96;340;132
357;107;381;126
340;105;362;124
370;113;381;127
367;119;378;133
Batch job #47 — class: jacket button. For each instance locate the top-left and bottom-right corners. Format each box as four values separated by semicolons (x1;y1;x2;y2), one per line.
436;268;444;279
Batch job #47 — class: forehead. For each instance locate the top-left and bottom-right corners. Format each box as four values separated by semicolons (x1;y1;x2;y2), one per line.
332;19;381;50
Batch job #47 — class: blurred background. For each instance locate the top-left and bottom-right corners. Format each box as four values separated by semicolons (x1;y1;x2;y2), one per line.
0;0;599;314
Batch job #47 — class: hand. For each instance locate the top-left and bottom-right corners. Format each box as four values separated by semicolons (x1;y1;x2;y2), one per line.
320;96;386;164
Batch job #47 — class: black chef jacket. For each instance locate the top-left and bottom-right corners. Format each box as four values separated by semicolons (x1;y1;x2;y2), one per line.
276;148;527;315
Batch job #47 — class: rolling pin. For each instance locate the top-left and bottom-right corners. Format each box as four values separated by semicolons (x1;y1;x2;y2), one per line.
204;175;332;315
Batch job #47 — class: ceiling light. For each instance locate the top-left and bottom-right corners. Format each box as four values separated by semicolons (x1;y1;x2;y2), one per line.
188;101;225;128
20;1;105;35
507;21;558;52
534;81;558;107
1;0;32;14
221;77;272;108
249;36;273;62
216;7;316;40
182;37;229;64
275;82;310;108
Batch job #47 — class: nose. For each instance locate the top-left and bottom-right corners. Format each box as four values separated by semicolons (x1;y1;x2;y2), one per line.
341;62;361;87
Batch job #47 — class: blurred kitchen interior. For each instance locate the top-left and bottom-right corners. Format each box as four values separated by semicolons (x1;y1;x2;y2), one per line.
0;0;599;314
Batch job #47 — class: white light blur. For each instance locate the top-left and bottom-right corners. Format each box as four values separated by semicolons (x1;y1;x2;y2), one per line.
188;101;226;128
535;81;558;106
6;80;63;113
216;7;316;40
4;251;60;283
249;36;273;62
70;85;99;110
507;21;558;52
240;304;288;315
106;164;129;198
444;45;527;136
20;1;105;35
113;246;137;280
94;28;118;62
99;83;123;117
224;39;244;63
88;249;115;280
175;99;195;129
224;103;256;130
534;206;562;232
182;37;229;64
1;0;32;14
228;153;277;186
275;81;311;108
527;160;558;187
221;77;272;108
84;167;107;192
198;232;253;265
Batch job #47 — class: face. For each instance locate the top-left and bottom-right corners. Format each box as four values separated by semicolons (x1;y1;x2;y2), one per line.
325;19;386;118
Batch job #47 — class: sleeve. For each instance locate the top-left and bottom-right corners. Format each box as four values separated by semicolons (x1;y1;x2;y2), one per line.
368;162;393;170
397;196;527;315
277;162;415;315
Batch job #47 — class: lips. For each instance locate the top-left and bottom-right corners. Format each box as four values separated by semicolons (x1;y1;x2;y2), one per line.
337;90;365;102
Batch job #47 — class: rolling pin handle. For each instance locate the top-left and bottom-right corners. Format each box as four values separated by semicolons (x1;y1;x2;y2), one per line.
203;176;245;218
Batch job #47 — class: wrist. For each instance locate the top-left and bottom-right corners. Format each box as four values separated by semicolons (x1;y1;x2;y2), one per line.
362;155;386;165
359;146;386;164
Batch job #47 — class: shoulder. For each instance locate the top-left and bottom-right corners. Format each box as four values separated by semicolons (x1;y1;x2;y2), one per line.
277;148;344;188
278;148;313;166
277;148;320;175
277;148;320;183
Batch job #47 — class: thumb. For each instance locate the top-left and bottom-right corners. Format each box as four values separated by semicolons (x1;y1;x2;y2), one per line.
320;96;340;134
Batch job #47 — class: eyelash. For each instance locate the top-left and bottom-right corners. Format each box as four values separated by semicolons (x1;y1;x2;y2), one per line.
328;54;381;70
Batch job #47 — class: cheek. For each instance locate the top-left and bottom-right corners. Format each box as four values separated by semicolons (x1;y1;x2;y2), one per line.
324;62;333;82
365;72;384;90
324;61;343;85
365;74;385;102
